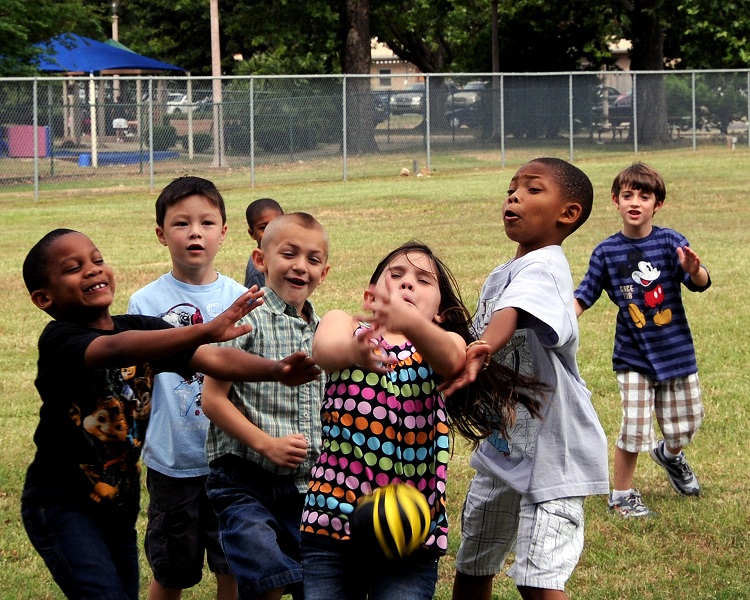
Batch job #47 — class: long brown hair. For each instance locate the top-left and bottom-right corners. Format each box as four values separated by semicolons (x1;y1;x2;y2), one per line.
370;241;545;446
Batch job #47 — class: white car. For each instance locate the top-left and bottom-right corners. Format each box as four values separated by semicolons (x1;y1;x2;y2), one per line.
166;93;190;114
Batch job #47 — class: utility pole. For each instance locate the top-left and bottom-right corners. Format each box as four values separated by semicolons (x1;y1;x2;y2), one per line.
210;0;226;167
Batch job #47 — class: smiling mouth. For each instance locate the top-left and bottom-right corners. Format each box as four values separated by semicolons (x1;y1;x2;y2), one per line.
287;277;307;287
85;282;108;293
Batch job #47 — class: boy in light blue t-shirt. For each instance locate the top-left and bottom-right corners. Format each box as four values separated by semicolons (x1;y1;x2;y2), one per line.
128;176;246;600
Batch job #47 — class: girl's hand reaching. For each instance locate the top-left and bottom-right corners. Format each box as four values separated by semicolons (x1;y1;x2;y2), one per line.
363;280;419;337
350;326;395;373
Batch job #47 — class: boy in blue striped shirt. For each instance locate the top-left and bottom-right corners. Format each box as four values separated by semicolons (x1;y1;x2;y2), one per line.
575;162;711;518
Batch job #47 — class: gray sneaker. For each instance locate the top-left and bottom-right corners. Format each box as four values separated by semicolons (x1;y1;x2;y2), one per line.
649;441;700;497
608;490;653;518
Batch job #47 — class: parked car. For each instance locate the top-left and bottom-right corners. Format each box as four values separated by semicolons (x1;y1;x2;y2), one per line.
193;95;214;115
372;90;391;123
445;80;489;128
591;88;632;127
608;91;633;126
166;92;190;114
389;82;426;115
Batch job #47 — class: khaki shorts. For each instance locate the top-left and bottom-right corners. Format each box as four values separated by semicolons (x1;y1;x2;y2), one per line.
616;371;704;453
455;471;584;591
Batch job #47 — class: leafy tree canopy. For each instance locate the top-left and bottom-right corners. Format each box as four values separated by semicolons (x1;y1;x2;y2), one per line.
0;0;102;76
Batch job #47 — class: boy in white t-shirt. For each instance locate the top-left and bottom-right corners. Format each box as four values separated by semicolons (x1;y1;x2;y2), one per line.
443;158;609;600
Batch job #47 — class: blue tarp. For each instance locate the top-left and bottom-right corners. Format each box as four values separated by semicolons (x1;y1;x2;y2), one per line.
35;34;185;74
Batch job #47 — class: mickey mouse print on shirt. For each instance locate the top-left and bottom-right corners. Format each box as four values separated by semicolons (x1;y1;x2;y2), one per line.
618;250;672;328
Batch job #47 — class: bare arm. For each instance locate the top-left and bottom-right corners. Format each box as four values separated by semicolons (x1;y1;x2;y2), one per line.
84;288;264;369
312;310;393;374
678;246;710;287
192;346;321;386
439;307;519;396
574;298;587;318
201;375;309;469
365;282;466;379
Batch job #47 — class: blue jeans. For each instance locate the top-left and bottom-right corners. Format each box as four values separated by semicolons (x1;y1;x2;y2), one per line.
21;500;139;600
205;456;304;600
301;533;439;600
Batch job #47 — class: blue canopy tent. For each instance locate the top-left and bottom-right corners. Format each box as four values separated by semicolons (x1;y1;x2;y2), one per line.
34;34;186;166
35;34;185;74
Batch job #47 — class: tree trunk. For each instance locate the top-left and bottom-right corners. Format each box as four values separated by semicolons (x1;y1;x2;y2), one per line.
629;0;671;144
342;0;378;154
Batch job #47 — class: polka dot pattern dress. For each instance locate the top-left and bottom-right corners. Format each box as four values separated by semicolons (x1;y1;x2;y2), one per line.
301;326;450;554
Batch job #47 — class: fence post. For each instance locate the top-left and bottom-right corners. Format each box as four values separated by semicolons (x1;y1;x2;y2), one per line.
342;76;347;182
425;74;431;172
250;77;255;188
632;74;638;155
33;78;39;200
500;74;506;167
148;78;155;192
691;72;697;151
568;74;574;162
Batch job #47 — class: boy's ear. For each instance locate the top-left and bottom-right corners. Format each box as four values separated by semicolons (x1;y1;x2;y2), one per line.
653;200;664;215
611;193;620;208
252;247;267;273
155;226;168;247
558;201;583;227
30;289;53;311
319;263;330;284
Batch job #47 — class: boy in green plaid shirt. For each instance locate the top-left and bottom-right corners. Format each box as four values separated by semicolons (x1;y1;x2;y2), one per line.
202;212;329;600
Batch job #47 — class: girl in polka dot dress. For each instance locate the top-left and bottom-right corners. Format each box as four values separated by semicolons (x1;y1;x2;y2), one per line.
300;241;542;600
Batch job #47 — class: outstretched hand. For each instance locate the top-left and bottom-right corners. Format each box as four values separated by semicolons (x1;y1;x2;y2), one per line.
351;326;396;374
261;433;309;469
363;281;417;337
272;351;322;386
205;287;265;343
437;342;491;397
677;246;702;277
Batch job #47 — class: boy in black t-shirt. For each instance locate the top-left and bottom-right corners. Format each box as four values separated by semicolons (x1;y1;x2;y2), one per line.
20;228;320;600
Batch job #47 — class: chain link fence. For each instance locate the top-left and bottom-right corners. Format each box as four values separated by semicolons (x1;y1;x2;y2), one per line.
1;70;748;198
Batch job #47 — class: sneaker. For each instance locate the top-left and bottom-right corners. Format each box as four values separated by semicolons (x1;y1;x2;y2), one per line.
608;490;653;518
649;440;700;497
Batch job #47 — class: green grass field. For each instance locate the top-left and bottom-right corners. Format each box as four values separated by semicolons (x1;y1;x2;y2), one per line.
1;148;749;599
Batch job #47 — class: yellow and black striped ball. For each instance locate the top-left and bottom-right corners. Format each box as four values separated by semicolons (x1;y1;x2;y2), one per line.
350;483;431;560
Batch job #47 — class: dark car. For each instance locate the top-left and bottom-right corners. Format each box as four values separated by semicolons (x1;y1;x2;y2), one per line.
389;83;426;116
607;91;633;126
372;90;391;123
445;81;489;128
592;88;632;126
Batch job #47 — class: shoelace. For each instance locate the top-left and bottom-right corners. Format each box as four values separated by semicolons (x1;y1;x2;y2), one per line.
671;455;694;481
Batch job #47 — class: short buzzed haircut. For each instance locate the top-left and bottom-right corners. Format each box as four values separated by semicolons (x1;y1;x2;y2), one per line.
260;212;328;256
155;176;226;227
612;162;667;204
246;198;283;228
23;228;78;293
531;157;594;233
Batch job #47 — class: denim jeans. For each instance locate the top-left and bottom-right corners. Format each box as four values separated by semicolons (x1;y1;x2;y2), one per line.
301;533;439;600
21;500;139;600
206;456;304;600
